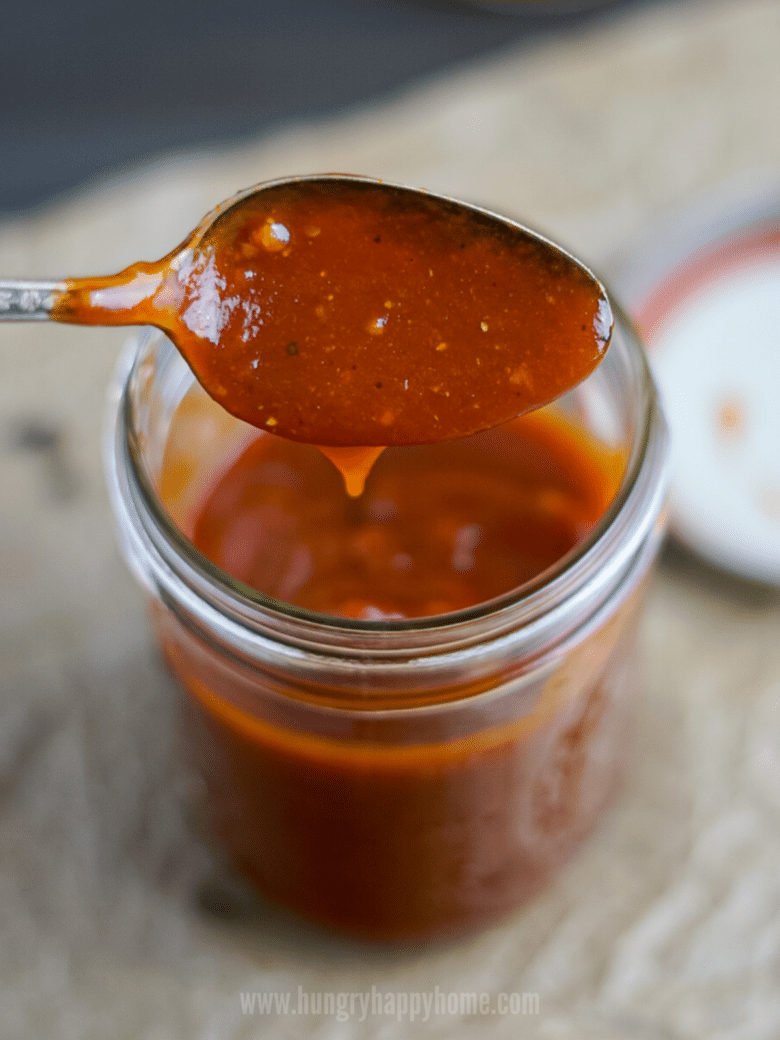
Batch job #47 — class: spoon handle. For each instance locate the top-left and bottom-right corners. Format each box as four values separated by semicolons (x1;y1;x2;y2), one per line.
0;280;65;320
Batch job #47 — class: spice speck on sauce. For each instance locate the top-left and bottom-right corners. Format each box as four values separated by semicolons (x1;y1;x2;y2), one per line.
367;316;388;336
255;219;290;252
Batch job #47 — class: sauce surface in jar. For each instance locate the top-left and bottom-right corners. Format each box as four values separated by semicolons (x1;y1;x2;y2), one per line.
189;409;622;619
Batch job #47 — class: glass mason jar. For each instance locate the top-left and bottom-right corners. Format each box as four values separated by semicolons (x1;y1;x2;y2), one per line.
105;304;668;942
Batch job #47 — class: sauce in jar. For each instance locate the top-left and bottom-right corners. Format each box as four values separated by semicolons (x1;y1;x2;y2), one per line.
151;393;639;940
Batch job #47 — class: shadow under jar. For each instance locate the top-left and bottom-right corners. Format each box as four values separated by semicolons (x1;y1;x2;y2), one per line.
105;303;667;942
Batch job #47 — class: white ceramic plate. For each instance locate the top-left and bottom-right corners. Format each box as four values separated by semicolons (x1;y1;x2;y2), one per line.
613;187;780;586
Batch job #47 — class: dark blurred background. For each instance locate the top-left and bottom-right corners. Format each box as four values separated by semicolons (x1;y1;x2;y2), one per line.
2;0;652;216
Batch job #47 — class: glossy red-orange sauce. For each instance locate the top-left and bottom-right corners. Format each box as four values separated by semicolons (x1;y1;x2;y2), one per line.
169;182;610;446
51;179;611;493
190;409;621;619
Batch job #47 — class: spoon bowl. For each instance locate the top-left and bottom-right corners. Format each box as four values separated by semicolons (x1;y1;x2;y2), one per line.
1;174;612;459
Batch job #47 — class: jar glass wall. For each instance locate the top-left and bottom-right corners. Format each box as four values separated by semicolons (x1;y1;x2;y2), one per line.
105;304;667;941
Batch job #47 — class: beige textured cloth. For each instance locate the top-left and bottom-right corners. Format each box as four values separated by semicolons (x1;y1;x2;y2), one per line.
2;1;780;1037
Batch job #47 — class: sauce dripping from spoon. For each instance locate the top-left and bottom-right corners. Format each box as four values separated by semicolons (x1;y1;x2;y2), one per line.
46;176;613;495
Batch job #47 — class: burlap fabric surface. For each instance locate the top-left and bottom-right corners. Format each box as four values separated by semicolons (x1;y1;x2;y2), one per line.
2;1;780;1037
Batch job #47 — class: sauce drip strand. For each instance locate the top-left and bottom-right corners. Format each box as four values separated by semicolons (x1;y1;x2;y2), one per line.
50;177;612;495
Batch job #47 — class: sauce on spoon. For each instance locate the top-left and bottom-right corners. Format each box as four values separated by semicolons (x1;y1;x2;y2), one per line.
49;176;612;493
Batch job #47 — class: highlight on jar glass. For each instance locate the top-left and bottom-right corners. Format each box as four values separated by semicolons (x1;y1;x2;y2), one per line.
105;288;668;942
